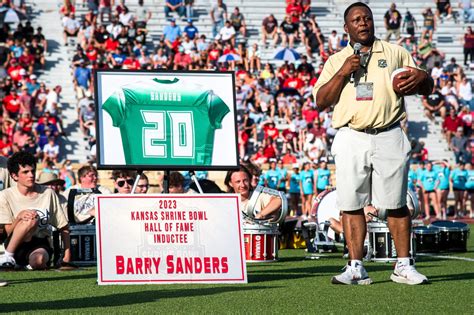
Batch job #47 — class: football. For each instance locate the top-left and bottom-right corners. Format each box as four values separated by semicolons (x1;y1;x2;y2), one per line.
391;68;410;95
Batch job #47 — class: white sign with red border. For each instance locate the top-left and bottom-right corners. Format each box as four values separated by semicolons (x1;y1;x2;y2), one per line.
95;194;247;285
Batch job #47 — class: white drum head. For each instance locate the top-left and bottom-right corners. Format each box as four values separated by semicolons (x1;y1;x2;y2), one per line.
313;189;339;239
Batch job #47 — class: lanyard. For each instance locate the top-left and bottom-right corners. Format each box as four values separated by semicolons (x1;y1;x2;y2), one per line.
359;48;373;83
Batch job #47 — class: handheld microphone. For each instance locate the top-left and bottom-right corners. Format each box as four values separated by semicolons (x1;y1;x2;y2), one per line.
350;42;362;84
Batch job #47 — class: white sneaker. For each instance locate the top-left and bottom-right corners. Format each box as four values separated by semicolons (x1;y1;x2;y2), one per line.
0;279;7;287
0;255;16;268
391;259;428;285
331;261;373;285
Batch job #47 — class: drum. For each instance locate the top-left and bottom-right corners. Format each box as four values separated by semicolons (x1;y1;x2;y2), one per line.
367;222;415;262
243;222;279;262
311;188;338;240
413;226;440;253
430;221;470;252
69;224;96;266
245;186;288;225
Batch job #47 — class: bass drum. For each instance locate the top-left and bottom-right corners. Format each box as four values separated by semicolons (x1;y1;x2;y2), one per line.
245;186;288;225
310;188;338;240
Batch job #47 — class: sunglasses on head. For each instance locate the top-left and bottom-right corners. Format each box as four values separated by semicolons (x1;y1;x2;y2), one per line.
117;179;134;187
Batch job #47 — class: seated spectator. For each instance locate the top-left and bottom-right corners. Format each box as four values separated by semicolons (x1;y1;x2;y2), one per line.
73;60;91;99
422;85;446;121
261;14;279;48
443;108;464;144
0;152;71;270
62;12;80;46
247;43;262;73
286;0;303;23
173;46;192;70
162;18;182;50
230;7;247;38
257;86;275;118
99;0;113;23
32;82;48;118
79;102;95;137
59;0;75;17
18;85;32;115
457;75;474;110
280;15;297;48
218;20;236;46
137;48;152;69
119;6;134;26
7;58;23;83
112;169;136;194
19;48;35;75
122;53;141;70
106;18;123;40
93;24;109;51
165;0;185;18
3;88;21;119
107;46;126;69
29;38;45;69
152;47;169;69
184;19;199;40
42;136;60;163
436;0;453;20
45;85;62;117
327;30;341;55
441;80;460;111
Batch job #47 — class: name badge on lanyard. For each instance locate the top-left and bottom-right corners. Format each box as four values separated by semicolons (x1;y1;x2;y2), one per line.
356;82;374;101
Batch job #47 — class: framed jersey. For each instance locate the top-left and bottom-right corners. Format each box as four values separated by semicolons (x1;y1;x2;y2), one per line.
95;70;239;170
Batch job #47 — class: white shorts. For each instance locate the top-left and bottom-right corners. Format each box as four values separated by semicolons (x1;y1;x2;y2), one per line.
331;126;411;211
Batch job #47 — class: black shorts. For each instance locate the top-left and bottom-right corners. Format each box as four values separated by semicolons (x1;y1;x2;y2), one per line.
424;190;435;194
453;188;466;192
4;236;52;266
467;189;474;194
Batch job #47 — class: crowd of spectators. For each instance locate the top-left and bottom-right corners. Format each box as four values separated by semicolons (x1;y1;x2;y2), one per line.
1;0;474;219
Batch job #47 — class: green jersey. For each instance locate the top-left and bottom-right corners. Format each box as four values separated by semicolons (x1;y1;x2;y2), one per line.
102;77;230;166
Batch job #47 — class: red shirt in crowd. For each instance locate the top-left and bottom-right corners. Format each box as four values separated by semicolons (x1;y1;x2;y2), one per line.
173;52;192;68
282;152;297;165
286;3;302;23
122;57;141;70
105;38;119;52
283;76;304;89
282;128;298;142
7;65;23;82
208;49;220;62
263;124;279;140
263;144;277;160
19;53;35;68
86;46;98;62
3;93;21;115
302;107;319;123
442;115;464;132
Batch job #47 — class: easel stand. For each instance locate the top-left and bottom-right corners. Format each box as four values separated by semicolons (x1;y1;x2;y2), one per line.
131;170;144;194
188;170;204;194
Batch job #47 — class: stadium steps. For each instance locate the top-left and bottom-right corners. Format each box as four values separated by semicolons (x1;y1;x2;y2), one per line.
29;0;91;163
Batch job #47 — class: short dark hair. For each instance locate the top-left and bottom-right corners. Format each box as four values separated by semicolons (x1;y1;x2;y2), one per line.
112;169;137;181
343;1;372;23
169;171;184;188
8;151;36;176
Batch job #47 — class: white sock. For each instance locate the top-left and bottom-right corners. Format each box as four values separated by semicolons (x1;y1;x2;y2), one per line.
397;257;410;266
350;259;363;267
4;250;14;258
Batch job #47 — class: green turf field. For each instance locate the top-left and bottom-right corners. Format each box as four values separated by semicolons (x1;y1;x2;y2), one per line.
1;227;473;314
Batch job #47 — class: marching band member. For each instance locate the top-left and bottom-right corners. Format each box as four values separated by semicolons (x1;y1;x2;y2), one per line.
225;165;282;221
